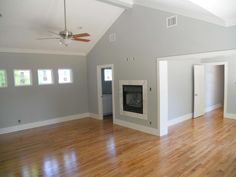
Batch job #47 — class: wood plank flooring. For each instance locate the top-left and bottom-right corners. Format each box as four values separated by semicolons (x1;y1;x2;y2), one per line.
0;109;236;177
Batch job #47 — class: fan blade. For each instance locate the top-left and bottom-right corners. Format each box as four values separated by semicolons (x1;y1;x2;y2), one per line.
48;31;59;36
73;38;90;42
73;33;90;38
37;37;61;40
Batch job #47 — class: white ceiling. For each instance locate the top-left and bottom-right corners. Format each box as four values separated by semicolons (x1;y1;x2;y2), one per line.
0;0;235;56
188;0;236;26
0;0;124;55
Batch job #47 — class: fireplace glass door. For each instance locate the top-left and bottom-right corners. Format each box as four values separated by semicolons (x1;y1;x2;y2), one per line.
123;85;143;114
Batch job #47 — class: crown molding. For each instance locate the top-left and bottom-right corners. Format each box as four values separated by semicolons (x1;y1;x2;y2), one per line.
0;48;86;56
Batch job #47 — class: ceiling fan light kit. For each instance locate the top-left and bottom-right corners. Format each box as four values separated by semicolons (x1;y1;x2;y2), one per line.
38;0;91;47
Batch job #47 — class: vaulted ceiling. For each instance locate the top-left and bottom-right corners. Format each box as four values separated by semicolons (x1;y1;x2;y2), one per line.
0;0;124;55
0;0;235;56
112;0;236;27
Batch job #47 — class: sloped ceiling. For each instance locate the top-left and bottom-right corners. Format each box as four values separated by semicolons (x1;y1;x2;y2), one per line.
188;0;236;26
106;0;236;27
0;0;124;55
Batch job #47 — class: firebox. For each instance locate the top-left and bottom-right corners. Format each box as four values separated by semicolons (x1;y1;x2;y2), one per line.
123;85;143;114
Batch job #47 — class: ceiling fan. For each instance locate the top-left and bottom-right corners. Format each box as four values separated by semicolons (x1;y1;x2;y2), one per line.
38;0;90;46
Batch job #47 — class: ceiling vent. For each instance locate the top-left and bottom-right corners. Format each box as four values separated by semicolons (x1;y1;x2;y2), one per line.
166;16;178;28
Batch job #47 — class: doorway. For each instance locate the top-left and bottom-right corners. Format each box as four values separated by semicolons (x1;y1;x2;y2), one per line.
193;62;228;118
97;64;115;120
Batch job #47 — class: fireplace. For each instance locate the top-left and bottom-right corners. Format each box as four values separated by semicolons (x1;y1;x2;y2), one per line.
119;80;147;119
123;85;143;114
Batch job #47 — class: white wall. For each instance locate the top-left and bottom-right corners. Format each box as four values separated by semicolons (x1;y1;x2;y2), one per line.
205;65;224;110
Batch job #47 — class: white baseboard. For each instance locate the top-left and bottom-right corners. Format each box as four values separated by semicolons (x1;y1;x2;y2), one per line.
114;119;159;136
205;103;222;113
225;113;236;120
0;113;90;135
168;113;193;126
89;113;102;120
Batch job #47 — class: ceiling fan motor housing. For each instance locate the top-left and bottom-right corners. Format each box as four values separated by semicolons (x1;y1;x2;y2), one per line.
59;30;73;39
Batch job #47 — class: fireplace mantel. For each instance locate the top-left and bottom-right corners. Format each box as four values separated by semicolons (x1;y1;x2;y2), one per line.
119;80;148;120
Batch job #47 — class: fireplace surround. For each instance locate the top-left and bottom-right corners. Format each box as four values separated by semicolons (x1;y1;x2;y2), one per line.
119;80;147;119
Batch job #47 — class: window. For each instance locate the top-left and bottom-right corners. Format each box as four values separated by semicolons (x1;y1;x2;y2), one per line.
38;69;53;85
14;70;32;86
0;70;7;88
104;69;112;81
58;69;73;84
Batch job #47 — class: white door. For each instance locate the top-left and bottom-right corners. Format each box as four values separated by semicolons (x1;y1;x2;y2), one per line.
194;65;205;118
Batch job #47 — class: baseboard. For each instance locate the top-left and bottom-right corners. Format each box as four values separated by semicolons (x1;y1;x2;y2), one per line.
205;103;222;113
168;113;193;126
114;119;159;136
225;113;236;120
0;113;90;135
89;113;102;120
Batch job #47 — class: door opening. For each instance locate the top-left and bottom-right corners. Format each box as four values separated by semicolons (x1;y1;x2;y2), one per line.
194;63;227;118
97;65;115;120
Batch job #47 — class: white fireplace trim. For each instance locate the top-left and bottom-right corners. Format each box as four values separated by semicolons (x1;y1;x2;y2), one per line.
119;80;148;120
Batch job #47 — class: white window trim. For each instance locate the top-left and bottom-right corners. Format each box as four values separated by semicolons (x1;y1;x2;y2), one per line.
0;70;8;88
58;69;73;84
14;69;33;87
37;69;54;85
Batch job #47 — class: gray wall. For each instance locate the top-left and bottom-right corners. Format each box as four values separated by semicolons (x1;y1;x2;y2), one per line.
87;5;236;128
202;55;236;114
168;59;201;120
205;65;224;108
0;52;88;128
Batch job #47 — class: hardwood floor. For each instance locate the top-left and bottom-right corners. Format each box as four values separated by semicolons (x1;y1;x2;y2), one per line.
0;109;236;177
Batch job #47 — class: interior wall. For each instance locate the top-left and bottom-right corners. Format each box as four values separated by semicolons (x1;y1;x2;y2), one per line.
205;65;224;109
168;59;201;120
0;52;88;129
87;5;236;129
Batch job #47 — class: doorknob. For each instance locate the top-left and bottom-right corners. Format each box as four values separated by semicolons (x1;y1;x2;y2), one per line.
195;94;198;96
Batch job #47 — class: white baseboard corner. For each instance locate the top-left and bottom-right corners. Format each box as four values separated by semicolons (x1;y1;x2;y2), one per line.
225;113;236;120
168;113;193;126
205;104;222;113
0;113;90;135
114;119;159;136
89;113;103;120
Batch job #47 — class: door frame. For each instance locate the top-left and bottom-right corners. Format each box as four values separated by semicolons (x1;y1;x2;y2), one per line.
157;60;168;136
97;64;115;120
203;62;228;117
